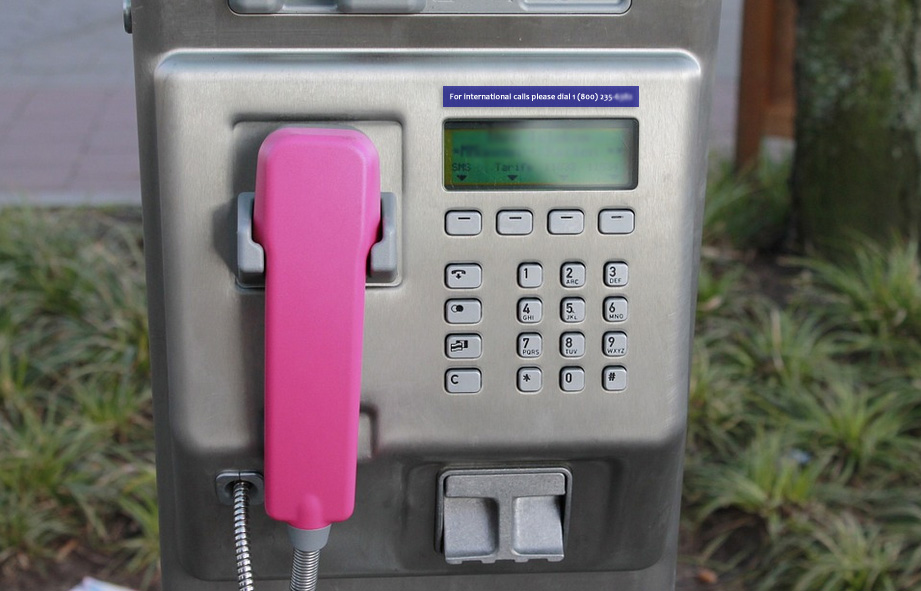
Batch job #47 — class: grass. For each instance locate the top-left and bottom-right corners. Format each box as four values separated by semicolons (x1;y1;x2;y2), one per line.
1;157;920;590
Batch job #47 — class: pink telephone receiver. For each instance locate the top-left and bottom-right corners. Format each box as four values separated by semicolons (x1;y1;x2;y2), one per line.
252;128;381;547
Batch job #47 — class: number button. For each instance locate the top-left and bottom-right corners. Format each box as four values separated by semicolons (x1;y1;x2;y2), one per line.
517;333;543;358
560;367;585;393
517;367;542;394
603;332;627;357
604;262;628;287
518;263;543;288
603;366;628;392
517;298;542;323
561;298;585;323
561;262;586;288
603;297;628;322
560;332;586;358
446;264;482;289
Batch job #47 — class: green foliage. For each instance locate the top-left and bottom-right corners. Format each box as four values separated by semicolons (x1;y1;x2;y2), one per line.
0;207;156;583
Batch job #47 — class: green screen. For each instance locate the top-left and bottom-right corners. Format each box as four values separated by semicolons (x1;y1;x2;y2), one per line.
444;119;638;191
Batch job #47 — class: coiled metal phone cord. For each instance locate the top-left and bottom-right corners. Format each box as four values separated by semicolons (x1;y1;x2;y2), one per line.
231;479;321;591
290;549;321;591
233;481;255;591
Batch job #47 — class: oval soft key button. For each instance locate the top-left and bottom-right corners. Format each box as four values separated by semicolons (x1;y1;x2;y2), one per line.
445;299;482;324
445;369;482;394
446;264;482;289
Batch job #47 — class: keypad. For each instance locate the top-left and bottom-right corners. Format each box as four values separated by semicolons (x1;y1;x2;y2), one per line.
442;207;633;395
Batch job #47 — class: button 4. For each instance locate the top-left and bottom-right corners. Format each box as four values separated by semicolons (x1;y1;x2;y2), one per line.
517;298;542;323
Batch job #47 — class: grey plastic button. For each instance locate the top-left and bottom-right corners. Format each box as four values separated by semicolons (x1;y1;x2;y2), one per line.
446;264;482;289
603;332;627;357
603;366;628;391
603;297;628;322
599;209;635;234
517;333;542;358
517;298;542;323
446;334;482;359
517;367;542;393
560;298;585;323
548;210;584;235
497;211;533;235
446;299;482;324
560;332;585;358
561;262;586;288
560;367;585;392
446;369;482;394
518;263;543;288
604;262;629;287
446;211;482;236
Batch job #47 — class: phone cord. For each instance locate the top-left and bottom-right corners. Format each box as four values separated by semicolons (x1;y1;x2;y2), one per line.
290;549;321;591
233;481;255;591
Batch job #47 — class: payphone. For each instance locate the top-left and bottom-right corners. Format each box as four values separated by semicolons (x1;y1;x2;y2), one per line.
127;0;721;589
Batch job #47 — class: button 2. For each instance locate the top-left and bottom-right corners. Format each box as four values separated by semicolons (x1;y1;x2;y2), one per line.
446;264;482;289
561;262;586;287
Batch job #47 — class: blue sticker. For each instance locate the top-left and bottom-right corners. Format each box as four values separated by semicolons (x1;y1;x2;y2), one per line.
443;86;639;108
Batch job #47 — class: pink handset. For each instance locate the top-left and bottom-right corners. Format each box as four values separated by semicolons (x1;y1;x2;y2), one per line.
253;128;381;540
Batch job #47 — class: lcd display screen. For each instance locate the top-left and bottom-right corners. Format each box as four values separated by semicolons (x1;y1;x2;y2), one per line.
444;119;638;190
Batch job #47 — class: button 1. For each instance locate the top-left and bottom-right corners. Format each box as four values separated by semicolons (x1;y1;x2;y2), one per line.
599;210;635;234
603;297;628;322
446;369;482;394
517;298;542;323
518;263;543;288
517;333;542;358
446;299;482;324
604;262;628;287
446;211;482;236
561;298;586;323
446;334;482;359
560;332;585;358
560;367;585;393
603;332;627;357
561;262;586;288
497;210;533;235
603;366;627;392
446;264;482;289
548;210;584;235
517;367;542;393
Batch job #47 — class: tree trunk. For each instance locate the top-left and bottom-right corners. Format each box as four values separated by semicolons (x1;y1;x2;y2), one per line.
793;0;921;251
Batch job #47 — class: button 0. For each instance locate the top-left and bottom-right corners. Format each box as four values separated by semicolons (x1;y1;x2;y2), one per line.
599;210;635;234
446;299;482;324
446;334;482;359
604;262;628;287
446;369;482;394
446;264;482;289
518;263;543;288
497;210;533;235
561;262;586;288
517;367;542;393
603;366;627;392
603;297;628;322
560;367;585;393
548;210;584;235
446;211;482;236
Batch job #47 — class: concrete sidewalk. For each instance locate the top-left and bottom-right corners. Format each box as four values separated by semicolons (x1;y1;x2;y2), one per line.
0;0;742;206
